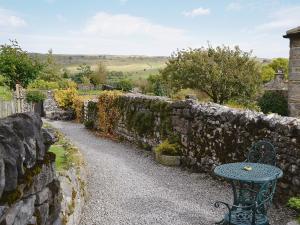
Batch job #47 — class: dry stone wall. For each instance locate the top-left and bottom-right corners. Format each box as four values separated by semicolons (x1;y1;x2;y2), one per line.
85;93;300;202
0;113;61;225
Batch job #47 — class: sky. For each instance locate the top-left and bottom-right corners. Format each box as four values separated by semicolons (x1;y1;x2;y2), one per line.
0;0;299;58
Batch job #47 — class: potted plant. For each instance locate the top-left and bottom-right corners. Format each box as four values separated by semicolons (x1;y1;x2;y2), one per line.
154;139;181;166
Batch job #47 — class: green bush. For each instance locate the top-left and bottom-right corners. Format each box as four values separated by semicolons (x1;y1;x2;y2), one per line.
114;78;133;92
0;86;13;101
84;120;94;129
26;90;46;103
155;139;181;156
0;75;7;86
258;91;288;116
288;197;300;222
28;79;59;90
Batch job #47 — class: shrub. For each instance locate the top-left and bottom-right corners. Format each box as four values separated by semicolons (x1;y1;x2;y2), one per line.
288;197;300;222
258;91;288;116
28;79;59;90
155;139;181;156
54;88;78;110
26;90;46;103
0;86;13;101
73;95;84;122
114;78;133;92
84;120;94;129
57;79;77;89
98;91;123;135
0;75;7;86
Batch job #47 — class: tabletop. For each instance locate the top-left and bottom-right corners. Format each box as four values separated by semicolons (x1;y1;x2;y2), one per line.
214;162;283;183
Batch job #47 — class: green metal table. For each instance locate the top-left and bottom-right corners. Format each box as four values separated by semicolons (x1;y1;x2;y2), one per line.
214;162;283;225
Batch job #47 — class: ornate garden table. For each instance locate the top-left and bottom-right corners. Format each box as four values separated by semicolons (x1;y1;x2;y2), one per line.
214;162;283;225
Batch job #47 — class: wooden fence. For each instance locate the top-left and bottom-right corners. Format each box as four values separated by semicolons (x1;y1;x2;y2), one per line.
0;99;16;118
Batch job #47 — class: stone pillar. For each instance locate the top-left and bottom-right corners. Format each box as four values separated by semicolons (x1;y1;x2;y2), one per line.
284;26;300;117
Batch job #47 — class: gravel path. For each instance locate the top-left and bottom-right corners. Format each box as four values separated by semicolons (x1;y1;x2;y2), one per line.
48;121;295;225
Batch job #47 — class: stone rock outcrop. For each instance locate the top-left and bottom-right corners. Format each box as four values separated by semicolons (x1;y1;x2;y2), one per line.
0;113;61;225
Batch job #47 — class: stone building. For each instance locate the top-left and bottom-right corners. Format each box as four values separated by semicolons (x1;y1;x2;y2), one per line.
284;26;300;117
264;70;288;98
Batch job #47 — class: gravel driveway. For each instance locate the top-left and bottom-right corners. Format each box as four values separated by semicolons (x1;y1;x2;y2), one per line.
48;121;295;225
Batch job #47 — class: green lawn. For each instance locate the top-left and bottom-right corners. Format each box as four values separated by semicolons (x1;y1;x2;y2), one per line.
0;86;13;101
49;145;66;171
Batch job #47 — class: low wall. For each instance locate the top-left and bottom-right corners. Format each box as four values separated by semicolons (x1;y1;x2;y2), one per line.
85;93;300;202
0;113;61;225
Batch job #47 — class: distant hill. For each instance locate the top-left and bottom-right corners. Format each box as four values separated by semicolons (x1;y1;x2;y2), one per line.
30;53;168;80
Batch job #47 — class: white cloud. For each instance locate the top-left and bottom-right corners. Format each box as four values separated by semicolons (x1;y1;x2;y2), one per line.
83;12;186;41
256;6;300;31
182;8;210;17
226;2;242;11
119;0;128;4
0;8;26;29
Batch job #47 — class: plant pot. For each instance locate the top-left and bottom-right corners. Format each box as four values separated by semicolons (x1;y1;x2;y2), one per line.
155;152;181;167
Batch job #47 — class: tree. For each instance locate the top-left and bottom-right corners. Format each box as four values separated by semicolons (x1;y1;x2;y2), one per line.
261;65;276;83
90;62;107;85
260;58;289;83
161;46;261;104
38;49;62;82
269;58;289;78
0;40;43;89
72;64;93;84
147;74;167;96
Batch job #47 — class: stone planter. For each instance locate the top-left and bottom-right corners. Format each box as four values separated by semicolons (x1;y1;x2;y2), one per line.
155;152;181;166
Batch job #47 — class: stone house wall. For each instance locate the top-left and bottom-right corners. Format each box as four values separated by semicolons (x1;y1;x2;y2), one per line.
85;93;300;202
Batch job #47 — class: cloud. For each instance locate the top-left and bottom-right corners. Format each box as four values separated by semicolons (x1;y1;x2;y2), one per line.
182;7;210;17
8;12;197;56
226;2;242;11
0;8;27;29
119;0;128;4
83;12;186;41
256;6;300;31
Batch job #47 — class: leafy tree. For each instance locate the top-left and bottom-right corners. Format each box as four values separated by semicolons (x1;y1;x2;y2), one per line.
161;46;261;104
260;58;289;83
72;64;93;84
147;74;167;96
0;40;43;89
269;58;289;78
90;62;107;85
258;91;288;116
62;68;70;78
261;65;275;83
38;49;62;82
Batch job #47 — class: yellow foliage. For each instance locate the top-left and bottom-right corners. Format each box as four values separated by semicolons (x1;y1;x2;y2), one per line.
98;91;123;135
54;88;78;110
73;95;84;122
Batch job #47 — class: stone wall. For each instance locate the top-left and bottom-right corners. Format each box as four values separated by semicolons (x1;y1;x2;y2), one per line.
284;26;300;117
44;91;74;121
0;113;61;225
85;93;300;202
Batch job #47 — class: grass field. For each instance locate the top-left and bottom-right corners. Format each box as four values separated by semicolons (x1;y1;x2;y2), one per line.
32;53;167;81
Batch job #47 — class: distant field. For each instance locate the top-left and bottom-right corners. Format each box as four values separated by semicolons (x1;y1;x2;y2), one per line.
31;53;167;80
